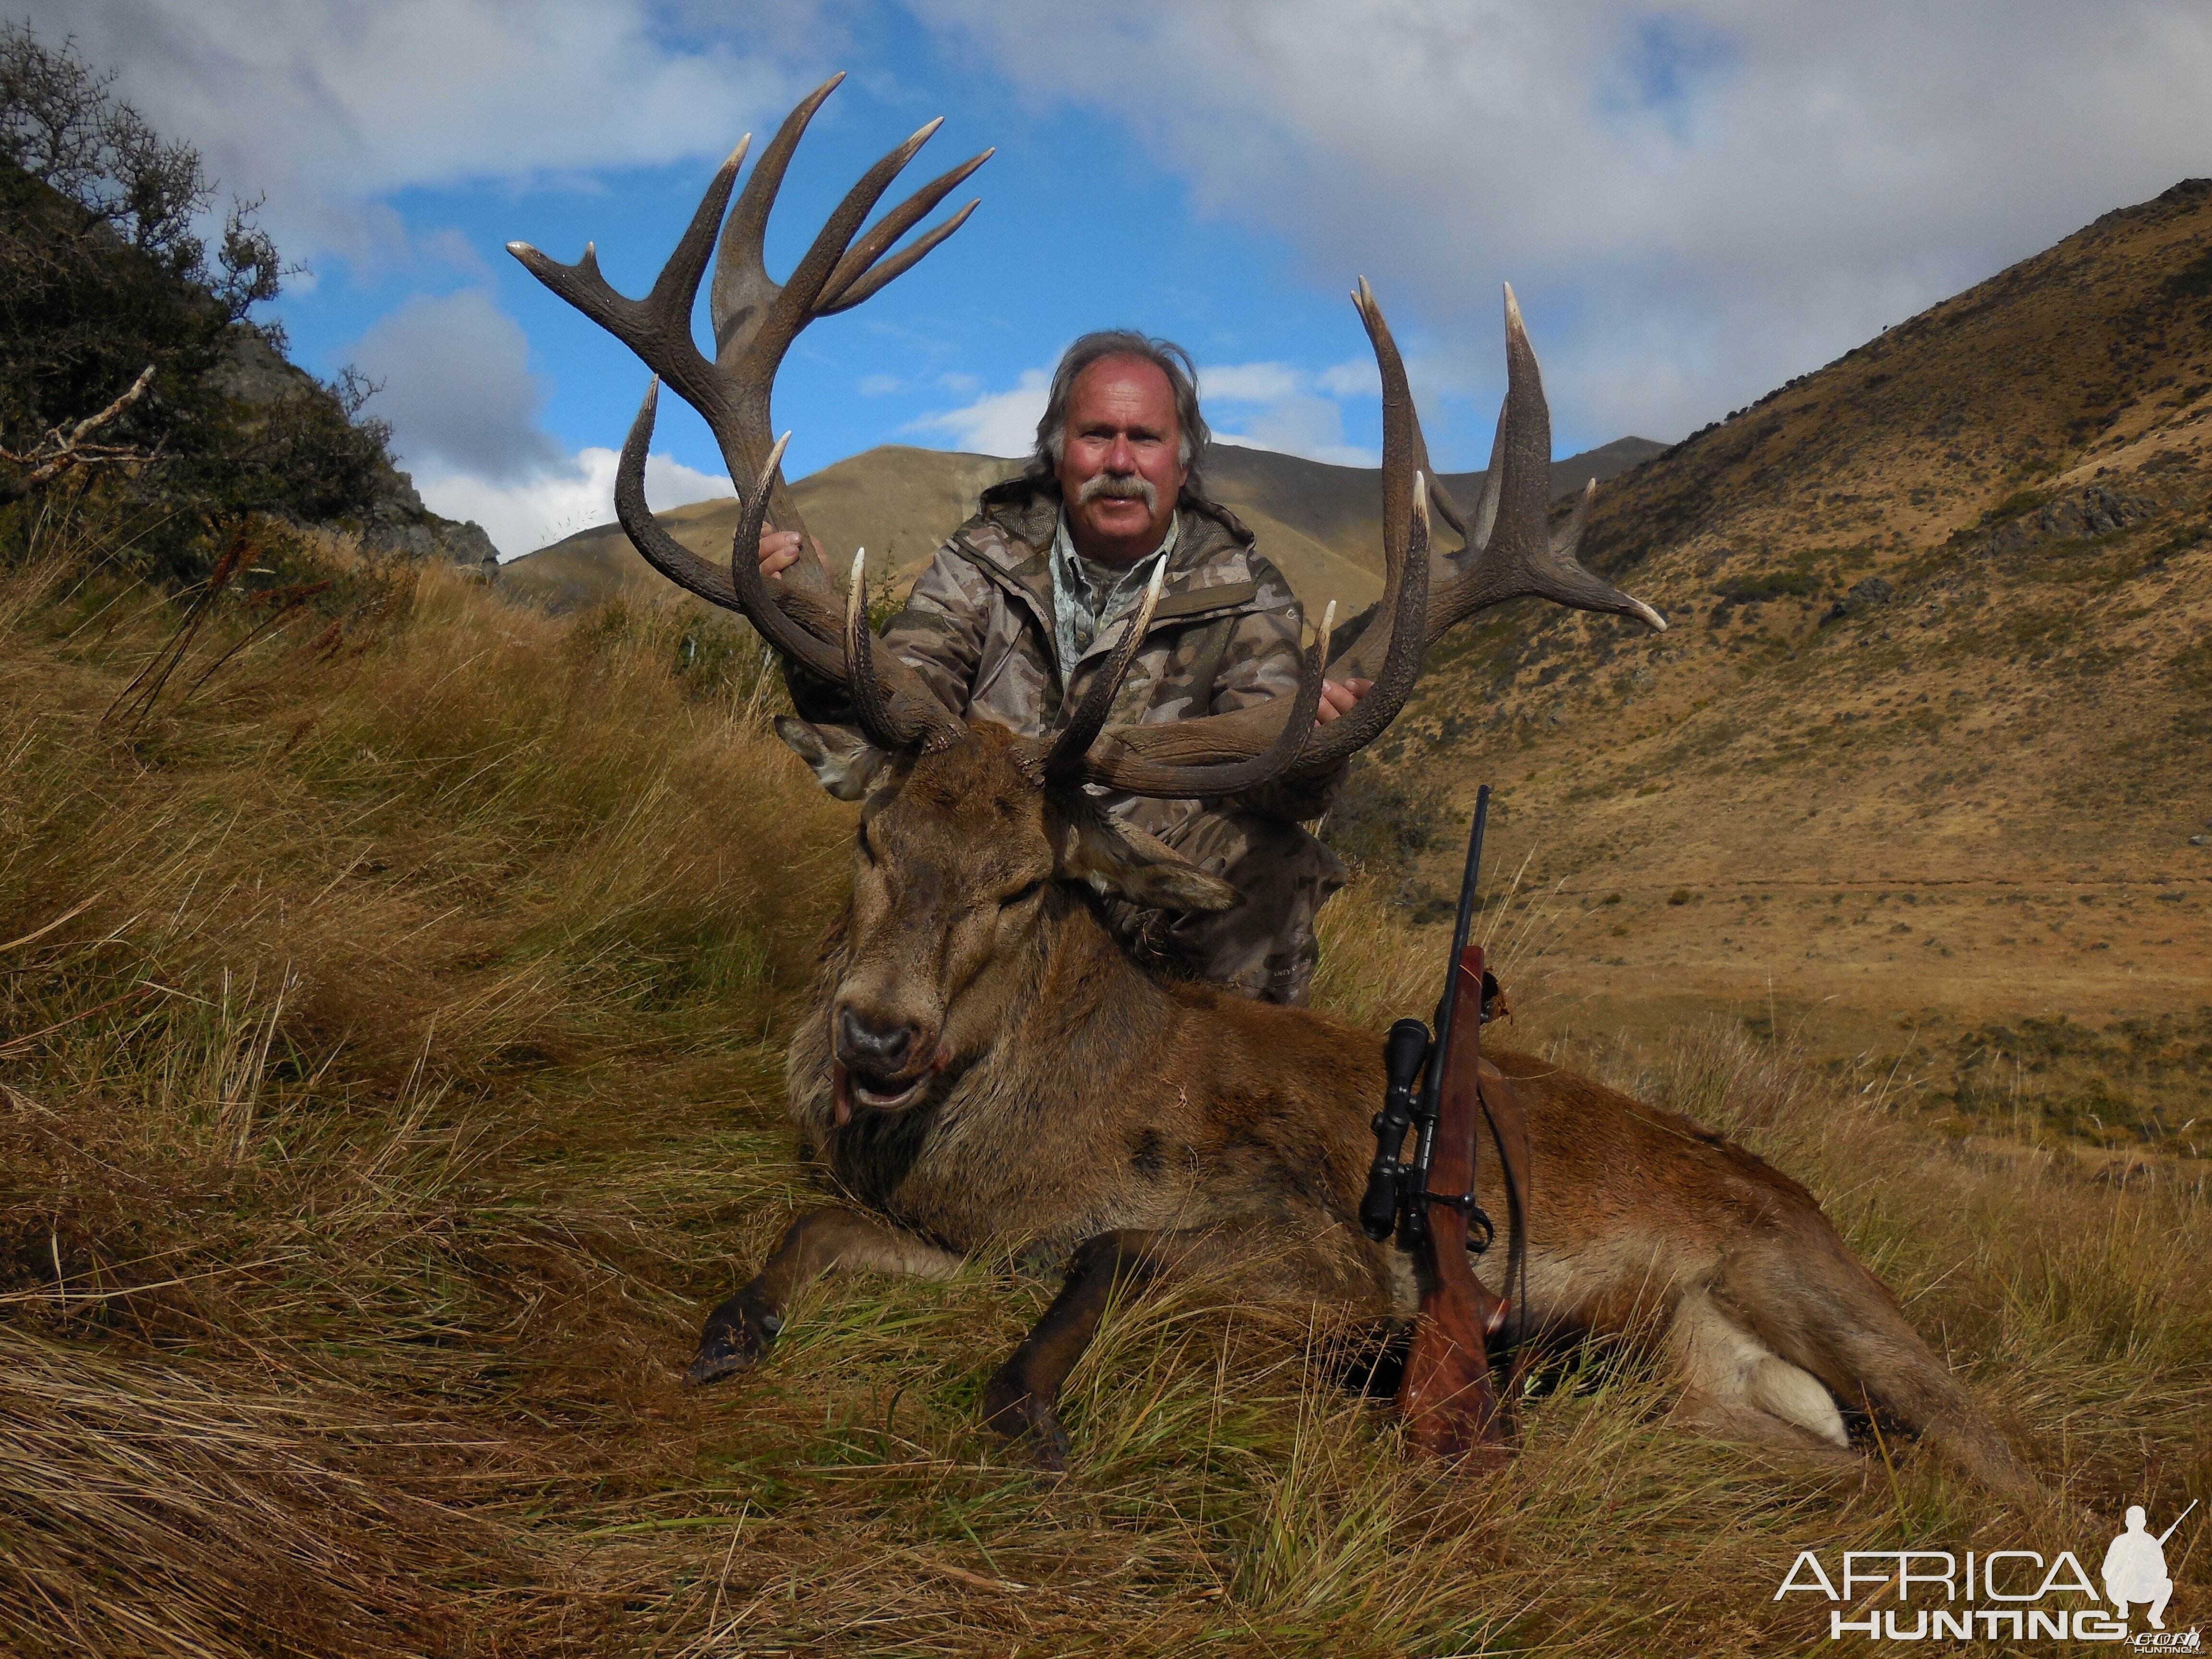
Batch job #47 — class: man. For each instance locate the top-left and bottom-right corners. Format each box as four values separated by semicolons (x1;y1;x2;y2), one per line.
762;331;1369;1005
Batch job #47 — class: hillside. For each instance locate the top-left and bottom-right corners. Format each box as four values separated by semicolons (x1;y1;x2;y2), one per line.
1370;179;2212;1133
496;435;1663;614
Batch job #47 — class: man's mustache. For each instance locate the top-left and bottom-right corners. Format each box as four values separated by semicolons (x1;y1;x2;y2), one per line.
1076;471;1157;511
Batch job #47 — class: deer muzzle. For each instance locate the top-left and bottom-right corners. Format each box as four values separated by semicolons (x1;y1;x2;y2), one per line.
831;1004;945;1115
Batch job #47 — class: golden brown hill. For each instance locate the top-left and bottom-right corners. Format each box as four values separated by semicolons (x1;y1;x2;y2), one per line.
1365;179;2212;1140
495;436;1661;615
496;447;1019;613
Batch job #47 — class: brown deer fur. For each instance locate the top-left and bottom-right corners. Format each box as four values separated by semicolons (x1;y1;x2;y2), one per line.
689;727;2034;1492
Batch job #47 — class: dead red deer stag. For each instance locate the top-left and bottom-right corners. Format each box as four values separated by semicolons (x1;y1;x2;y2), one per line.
510;77;2033;1490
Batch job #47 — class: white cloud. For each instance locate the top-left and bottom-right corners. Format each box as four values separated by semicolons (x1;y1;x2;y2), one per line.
1203;362;1371;469
910;369;1050;457
1317;356;1381;399
415;447;733;561
1197;362;1381;467
351;289;561;481
16;0;806;264
1200;361;1303;403
857;373;907;397
912;0;2212;440
1214;399;1377;470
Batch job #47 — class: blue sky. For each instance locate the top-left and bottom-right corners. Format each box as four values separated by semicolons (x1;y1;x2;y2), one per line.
31;1;2212;555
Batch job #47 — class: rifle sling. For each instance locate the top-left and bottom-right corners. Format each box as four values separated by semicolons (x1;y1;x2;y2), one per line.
1474;1057;1533;1386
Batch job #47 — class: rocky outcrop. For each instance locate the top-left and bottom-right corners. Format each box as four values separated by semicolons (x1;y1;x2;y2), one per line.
214;331;498;578
1985;484;2160;558
352;464;498;576
1820;576;1895;624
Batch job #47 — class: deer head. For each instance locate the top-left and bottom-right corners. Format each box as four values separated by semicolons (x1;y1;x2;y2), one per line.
514;77;1663;1117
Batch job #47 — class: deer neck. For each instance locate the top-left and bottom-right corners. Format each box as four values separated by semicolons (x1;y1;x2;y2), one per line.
802;884;1183;1120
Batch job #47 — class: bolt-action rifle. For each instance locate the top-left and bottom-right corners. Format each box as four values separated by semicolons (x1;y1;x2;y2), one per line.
1358;784;1532;1464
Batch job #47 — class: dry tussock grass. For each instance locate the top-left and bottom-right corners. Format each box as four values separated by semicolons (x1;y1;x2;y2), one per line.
1;520;2205;1655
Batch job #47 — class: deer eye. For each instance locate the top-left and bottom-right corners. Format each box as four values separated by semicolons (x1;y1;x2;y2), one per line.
1001;878;1045;909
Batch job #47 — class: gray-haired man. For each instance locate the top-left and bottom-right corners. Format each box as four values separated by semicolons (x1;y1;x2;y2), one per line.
761;332;1369;1005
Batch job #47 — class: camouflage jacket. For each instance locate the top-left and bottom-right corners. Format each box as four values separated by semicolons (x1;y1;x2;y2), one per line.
791;475;1340;832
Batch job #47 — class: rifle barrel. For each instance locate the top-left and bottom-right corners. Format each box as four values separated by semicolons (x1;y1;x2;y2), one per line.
1422;785;1490;1114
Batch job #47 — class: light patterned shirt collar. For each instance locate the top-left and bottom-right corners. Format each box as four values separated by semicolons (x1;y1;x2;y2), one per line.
1048;508;1178;679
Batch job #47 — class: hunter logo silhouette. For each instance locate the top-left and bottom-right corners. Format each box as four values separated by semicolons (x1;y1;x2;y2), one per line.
2105;1501;2196;1630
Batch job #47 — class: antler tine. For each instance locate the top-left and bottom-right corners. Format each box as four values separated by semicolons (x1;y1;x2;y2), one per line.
724;428;827;669
1554;476;1596;558
1074;595;1331;799
1355;276;1466;546
1358;276;1420;610
1429;285;1667;634
1294;471;1436;772
838;545;962;751
1463;397;1507;558
1035;559;1166;784
612;379;747;612
709;73;846;363
843;547;924;752
818;150;991;314
1310;281;1463;685
507;134;749;426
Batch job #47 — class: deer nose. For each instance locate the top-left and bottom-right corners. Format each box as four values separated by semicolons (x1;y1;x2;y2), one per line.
837;1007;917;1074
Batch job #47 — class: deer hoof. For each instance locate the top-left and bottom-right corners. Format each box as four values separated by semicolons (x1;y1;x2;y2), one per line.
982;1377;1070;1472
685;1298;781;1386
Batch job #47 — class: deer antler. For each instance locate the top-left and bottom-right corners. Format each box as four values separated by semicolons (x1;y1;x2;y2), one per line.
510;75;986;749
1330;282;1667;681
707;75;989;571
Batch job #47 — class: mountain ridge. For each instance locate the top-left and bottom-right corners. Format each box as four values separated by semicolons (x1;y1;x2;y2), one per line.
495;435;1665;616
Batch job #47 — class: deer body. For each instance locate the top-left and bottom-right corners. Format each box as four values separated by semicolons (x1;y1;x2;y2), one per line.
514;79;2032;1489
741;733;2031;1491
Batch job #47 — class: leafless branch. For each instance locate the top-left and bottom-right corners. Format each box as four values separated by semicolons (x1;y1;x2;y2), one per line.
0;363;156;489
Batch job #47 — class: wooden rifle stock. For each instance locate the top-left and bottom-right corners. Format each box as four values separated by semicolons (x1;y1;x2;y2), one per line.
1398;940;1513;1465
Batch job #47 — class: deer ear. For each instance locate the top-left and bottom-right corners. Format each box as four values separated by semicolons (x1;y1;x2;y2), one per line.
775;716;890;802
1048;795;1240;914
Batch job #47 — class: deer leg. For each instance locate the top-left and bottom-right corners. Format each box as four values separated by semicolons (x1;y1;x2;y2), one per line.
982;1223;1366;1470
1663;1286;1850;1452
688;1206;962;1386
982;1229;1164;1469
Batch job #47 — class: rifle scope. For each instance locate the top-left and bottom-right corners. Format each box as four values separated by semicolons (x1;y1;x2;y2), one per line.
1360;1019;1432;1241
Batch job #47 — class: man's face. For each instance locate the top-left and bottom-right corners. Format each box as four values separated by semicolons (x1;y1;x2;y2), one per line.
1053;355;1189;565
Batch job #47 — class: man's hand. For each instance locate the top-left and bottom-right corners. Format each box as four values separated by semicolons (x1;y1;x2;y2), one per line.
1314;677;1372;726
759;528;830;580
